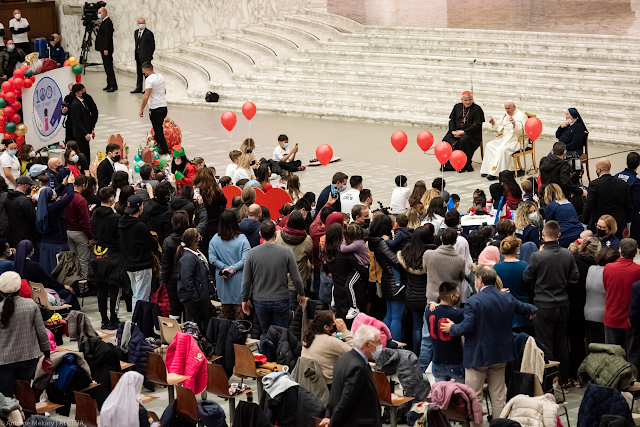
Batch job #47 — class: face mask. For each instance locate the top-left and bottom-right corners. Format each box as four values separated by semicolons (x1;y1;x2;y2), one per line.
7;248;12;257
372;344;382;359
14;14;20;20
71;154;79;163
529;212;538;221
7;45;14;51
29;150;35;157
7;150;16;157
339;186;347;193
597;228;608;238
283;143;289;149
363;218;371;228
112;154;121;163
139;24;146;29
174;158;182;166
97;14;102;19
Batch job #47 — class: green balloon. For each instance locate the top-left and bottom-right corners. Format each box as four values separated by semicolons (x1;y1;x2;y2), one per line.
134;155;141;162
24;70;32;78
154;154;160;160
71;64;83;75
154;146;159;152
0;99;7;109
5;122;16;133
134;165;141;173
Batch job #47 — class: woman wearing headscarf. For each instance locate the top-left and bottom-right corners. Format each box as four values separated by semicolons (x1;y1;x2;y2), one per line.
478;245;501;267
15;240;80;310
98;371;150;427
556;108;588;157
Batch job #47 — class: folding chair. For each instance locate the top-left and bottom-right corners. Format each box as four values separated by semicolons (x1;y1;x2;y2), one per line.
233;343;266;401
511;112;538;175
14;379;63;414
206;363;252;424
109;371;158;404
158;316;181;345
73;391;98;427
30;282;71;310
146;351;191;404
372;370;414;427
175;385;199;424
581;133;591;182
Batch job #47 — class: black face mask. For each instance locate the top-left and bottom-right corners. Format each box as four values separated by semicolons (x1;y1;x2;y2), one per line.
112;154;121;163
597;228;608;238
329;324;337;334
362;218;371;229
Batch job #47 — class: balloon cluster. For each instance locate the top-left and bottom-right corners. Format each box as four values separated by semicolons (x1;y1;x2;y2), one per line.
63;57;84;83
220;102;257;132
390;130;468;171
0;64;33;146
133;145;146;173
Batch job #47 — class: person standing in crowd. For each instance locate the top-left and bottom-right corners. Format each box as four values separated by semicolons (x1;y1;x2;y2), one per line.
97;143;120;189
272;134;304;172
162;211;190;321
95;7;117;92
176;228;213;333
596;215;621;250
523;220;579;388
38;175;75;274
616;152;640;242
65;175;93;278
585;248;619;347
543;184;584;248
603;239;640;350
139;62;168;155
241;221;305;346
276;211;313;313
47;33;65;67
0;40;25;82
442;91;485;172
319;325;382;427
90;187;124;330
209;210;250;321
340;175;363;215
0;271;51;398
583;158;632;239
6;175;35;249
118;195;158;310
0;139;19;190
193;167;227;259
317;172;348;214
424;197;447;234
65;144;89;177
45;158;61;184
441;266;537;426
514;200;541;247
429;282;465;383
351;204;371;230
494;236;532;335
17;143;35;176
238;204;262;248
131;18;155;94
539;141;587;199
139;181;173;245
70;84;97;162
9;10;30;53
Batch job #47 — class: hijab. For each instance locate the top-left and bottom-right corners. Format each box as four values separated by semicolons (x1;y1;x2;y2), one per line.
478;245;500;267
35;187;53;232
14;240;33;277
325;212;344;230
518;241;538;263
99;371;143;427
568;108;588;131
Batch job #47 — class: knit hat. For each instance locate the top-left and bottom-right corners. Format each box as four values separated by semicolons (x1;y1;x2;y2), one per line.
153;159;166;170
172;145;185;158
0;271;21;294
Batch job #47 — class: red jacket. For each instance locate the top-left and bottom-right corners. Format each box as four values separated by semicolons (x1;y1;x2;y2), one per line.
175;163;197;191
165;332;208;394
603;258;640;329
64;191;93;240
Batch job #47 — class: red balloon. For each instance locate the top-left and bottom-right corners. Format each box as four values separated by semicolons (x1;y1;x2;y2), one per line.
63;60;70;67
4;92;15;104
416;131;434;152
13;78;23;89
10;101;20;111
242;102;256;120
75;74;82;84
390;130;408;153
12;69;23;79
220;111;237;132
7;78;14;86
19;65;27;71
449;150;468;171
434;141;453;165
1;82;10;92
316;144;333;166
14;89;21;98
10;114;20;124
0;115;7;125
525;117;543;141
3;133;15;140
2;107;14;117
0;125;5;133
15;135;24;149
23;78;33;89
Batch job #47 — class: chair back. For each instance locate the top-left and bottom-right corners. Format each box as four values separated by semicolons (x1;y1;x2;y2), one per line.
14;379;36;413
175;385;199;422
372;371;392;406
234;343;258;378
146;351;169;385
206;363;231;397
74;391;98;427
158;316;181;345
442;392;472;422
30;282;51;310
109;371;124;391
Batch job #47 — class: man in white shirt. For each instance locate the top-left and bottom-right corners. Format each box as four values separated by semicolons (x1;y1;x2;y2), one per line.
9;10;29;53
341;175;363;215
139;62;169;155
389;175;411;215
272;134;304;172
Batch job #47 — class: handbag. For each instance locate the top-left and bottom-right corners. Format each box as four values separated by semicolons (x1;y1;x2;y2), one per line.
205;91;219;102
318;266;333;306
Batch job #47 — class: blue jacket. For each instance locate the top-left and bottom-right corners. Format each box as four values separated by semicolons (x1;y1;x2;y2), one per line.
449;285;537;369
177;250;209;304
47;43;65;67
238;218;261;248
544;200;584;241
316;184;340;217
208;234;250;305
115;322;155;390
616;168;640;241
556;120;587;154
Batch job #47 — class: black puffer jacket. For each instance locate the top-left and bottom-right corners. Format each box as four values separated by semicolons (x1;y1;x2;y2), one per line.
369;237;405;300
290;299;324;341
206;317;245;378
79;336;122;408
398;249;432;312
263;325;302;371
140;198;173;244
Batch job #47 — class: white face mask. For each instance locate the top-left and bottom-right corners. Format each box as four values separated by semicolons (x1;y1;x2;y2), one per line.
139;24;146;29
14;14;21;20
29;150;35;157
529;212;538;221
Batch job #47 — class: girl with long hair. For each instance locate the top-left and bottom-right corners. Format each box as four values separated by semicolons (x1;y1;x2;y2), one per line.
408;180;427;207
192;167;227;258
514;200;541;247
255;163;272;192
17;143;35;176
494;236;532;334
232;153;256;185
425;196;446;234
498;170;522;209
544;183;583;247
236;186;256;221
288;174;303;202
114;185;134;216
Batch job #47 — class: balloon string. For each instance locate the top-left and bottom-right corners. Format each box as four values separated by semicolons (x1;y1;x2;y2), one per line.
249;121;251;139
230;131;232;150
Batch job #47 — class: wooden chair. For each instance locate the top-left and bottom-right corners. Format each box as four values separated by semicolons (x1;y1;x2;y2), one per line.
175;385;199;424
372;371;414;427
207;363;252;424
14;379;63;414
109;371;159;405
158;316;181;345
146;351;191;404
581;133;591;182
30;282;72;310
73;391;98;427
233;343;265;400
511;112;538;175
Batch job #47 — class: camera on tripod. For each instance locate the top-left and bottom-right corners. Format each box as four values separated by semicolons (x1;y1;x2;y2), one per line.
82;1;105;28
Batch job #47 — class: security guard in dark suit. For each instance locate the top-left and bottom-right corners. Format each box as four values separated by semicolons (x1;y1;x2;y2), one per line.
95;7;117;92
131;18;155;93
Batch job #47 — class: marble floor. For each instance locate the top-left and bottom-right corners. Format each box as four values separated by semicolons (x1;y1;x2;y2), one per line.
327;0;640;35
44;69;634;426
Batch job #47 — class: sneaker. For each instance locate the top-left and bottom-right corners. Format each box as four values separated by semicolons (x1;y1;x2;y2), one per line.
101;321;109;330
346;307;360;320
297;166;306;171
107;319;120;330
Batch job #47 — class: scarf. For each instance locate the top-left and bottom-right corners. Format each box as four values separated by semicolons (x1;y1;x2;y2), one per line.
99;371;143;427
478;245;500;266
281;226;307;246
14;240;33;277
185;247;208;266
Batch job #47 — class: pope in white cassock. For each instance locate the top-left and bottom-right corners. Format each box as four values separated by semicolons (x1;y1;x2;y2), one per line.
480;101;528;180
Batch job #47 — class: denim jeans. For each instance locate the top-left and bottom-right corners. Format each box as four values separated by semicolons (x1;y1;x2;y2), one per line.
383;299;405;341
289;290;299;313
419;313;433;372
0;358;39;397
254;299;291;348
410;307;424;355
433;363;465;383
127;268;152;312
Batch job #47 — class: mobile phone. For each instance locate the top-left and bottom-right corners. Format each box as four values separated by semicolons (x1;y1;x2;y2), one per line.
219;270;229;279
295;143;298;148
194;188;201;201
330;184;338;198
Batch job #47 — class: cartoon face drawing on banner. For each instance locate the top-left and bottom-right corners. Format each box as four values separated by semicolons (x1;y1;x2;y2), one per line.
32;77;63;138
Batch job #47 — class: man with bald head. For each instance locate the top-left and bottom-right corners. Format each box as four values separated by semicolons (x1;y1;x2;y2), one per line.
9;9;30;53
442;91;485;172
583;158;633;239
95;7;117;92
132;17;155;94
46;158;61;184
480;100;528;180
239;203;262;247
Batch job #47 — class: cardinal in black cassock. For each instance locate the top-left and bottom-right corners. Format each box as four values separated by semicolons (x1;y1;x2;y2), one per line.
442;91;485;172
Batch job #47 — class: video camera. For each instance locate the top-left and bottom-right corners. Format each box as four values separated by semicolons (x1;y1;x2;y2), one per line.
82;1;106;28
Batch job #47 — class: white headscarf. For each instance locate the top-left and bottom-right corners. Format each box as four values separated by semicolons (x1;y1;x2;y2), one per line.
98;371;143;427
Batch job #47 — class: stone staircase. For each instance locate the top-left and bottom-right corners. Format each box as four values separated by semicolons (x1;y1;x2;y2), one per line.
117;8;640;147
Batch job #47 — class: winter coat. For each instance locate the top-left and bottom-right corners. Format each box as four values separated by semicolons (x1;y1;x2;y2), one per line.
239;218;262;248
197;400;228;427
116;321;155;390
40;183;75;245
206;317;244;378
291;357;330;405
118;214;158;272
177;250;209;303
351;312;392;348
398;251;428;311
169;196;196;223
369;236;405;300
520;336;545;384
162;232;182;284
208;234;250;305
91;205;120;251
140;198;173;244
132;300;161;339
599;415;636;427
33;350;92;392
375;348;430;402
289;299;323;342
539;155;583;199
577;384;634;427
5;189;36;246
499;394;558;427
577;343;638;390
233;401;272;427
263;325;302;371
259;384;325;427
166;332;208;394
67;310;98;342
51;251;84;287
79;336;122;408
428;380;483;424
